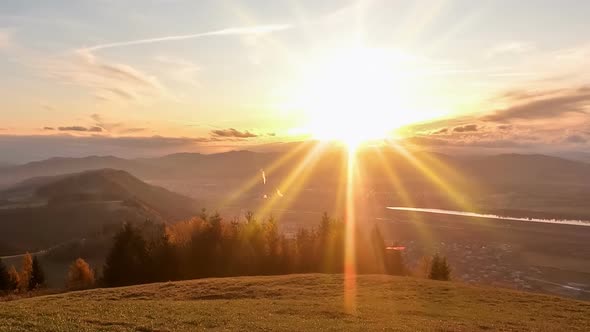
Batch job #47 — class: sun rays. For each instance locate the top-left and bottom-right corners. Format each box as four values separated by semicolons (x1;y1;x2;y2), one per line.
216;138;474;313
208;1;478;313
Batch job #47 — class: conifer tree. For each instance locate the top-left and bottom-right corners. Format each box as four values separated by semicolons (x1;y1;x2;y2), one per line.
0;258;9;291
29;256;45;290
103;223;149;287
429;253;451;281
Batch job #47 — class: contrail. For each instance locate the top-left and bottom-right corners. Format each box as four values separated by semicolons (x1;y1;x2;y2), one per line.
82;24;291;52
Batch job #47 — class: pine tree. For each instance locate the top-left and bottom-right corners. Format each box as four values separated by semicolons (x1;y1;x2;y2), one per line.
29;256;45;290
0;258;9;291
103;223;149;287
429;253;451;281
438;256;451;281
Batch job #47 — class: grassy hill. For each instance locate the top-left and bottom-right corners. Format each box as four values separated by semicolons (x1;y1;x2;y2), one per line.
0;169;199;256
1;274;588;331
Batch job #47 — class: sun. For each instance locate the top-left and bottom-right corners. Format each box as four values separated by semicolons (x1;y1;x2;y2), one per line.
292;47;413;149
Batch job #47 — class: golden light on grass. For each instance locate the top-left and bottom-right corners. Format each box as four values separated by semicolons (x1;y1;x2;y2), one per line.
344;146;358;314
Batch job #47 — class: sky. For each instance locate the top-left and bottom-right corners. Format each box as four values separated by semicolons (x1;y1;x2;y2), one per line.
1;0;590;162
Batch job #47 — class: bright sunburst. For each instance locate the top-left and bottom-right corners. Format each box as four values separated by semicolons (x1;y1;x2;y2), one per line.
293;47;413;149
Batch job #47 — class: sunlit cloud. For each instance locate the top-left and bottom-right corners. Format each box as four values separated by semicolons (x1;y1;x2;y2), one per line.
57;126;103;132
211;128;258;138
485;86;590;122
453;124;478;133
487;41;534;58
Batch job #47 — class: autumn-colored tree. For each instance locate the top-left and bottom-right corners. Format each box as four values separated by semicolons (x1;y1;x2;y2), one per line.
7;266;19;292
67;258;95;290
18;253;33;291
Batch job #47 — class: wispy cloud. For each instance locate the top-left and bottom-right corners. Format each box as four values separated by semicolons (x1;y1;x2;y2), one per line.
487;41;533;58
485;86;590;122
453;124;478;133
42;49;168;103
82;24;291;52
58;126;103;132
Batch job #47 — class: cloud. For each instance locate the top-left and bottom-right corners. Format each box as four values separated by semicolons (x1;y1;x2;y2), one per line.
89;114;150;135
453;124;478;133
432;128;448;135
82;24;291;52
90;113;123;132
120;128;147;134
58;126;103;132
43;127;55;131
486;86;590;122
487;41;533;58
210;128;258;138
43;49;168;103
564;134;587;144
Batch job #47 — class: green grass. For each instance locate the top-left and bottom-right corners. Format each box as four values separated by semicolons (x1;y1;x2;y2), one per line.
1;274;589;331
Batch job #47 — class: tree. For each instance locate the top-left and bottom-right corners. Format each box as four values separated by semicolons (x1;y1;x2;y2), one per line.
103;223;149;287
29;256;45;290
429;253;451;281
263;216;280;274
7;266;19;292
67;258;95;290
19;253;33;291
0;258;9;291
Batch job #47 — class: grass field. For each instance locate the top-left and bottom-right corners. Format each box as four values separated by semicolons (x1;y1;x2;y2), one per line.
1;274;589;331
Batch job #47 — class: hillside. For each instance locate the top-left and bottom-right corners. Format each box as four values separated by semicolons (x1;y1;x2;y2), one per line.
0;169;198;256
1;274;588;331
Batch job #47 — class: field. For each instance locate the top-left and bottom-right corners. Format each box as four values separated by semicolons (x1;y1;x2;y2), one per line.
1;274;589;331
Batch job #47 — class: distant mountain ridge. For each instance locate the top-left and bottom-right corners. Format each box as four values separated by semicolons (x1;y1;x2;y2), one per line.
2;150;589;186
1;149;589;219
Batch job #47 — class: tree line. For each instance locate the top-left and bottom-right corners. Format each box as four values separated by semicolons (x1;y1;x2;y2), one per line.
99;210;450;287
1;210;450;294
0;253;45;293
